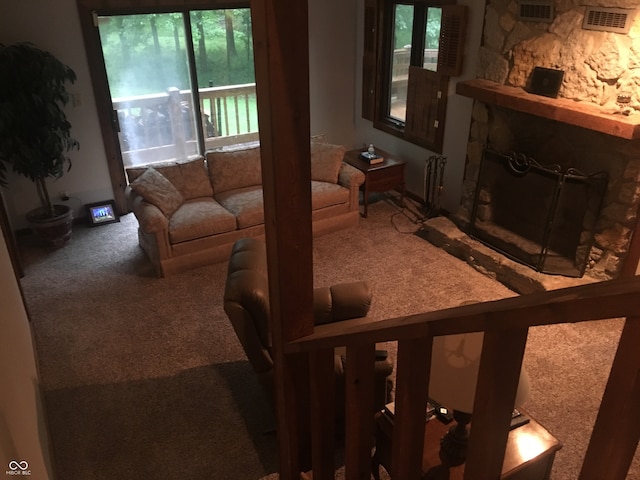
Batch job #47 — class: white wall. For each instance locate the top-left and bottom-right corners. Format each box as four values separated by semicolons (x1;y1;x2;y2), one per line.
0;0;113;230
0;232;53;479
309;0;358;145
353;0;486;214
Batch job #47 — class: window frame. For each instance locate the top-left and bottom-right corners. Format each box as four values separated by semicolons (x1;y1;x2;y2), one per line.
363;0;466;153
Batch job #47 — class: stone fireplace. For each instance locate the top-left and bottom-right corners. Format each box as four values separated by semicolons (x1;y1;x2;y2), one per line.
454;0;640;281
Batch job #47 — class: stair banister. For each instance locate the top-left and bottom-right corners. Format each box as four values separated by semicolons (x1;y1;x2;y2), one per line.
290;276;640;479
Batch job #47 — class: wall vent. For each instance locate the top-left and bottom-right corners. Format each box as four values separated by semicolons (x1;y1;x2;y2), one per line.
582;7;632;34
518;1;554;23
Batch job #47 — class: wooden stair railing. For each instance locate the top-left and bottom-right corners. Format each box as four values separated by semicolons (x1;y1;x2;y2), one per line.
287;276;640;480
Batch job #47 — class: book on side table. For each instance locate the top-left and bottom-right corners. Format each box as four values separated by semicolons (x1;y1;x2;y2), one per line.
359;151;384;164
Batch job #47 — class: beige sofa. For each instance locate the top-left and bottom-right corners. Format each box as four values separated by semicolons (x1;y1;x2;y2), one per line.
125;141;365;276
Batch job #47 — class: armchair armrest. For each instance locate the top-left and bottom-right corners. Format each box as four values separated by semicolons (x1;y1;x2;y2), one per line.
313;281;372;325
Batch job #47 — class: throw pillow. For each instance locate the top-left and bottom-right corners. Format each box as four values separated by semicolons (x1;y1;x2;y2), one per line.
126;157;213;200
206;145;262;193
311;142;345;184
130;167;184;217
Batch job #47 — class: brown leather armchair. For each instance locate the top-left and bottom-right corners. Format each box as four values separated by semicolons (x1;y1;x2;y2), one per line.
223;237;393;418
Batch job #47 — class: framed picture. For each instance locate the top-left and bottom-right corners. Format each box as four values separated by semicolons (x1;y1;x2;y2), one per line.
85;200;119;227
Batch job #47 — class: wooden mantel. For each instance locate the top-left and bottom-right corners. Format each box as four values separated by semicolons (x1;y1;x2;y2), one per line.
456;78;640;140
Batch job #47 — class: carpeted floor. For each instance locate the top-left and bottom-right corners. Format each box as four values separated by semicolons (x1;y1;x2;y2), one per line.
18;196;639;479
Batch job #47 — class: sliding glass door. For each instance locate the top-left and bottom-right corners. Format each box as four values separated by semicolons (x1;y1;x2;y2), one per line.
97;9;257;168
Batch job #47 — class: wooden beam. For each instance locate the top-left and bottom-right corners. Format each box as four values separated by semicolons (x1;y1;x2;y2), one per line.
250;0;313;479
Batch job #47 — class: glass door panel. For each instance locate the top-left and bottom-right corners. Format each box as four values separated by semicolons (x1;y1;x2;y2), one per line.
189;9;258;149
98;13;199;167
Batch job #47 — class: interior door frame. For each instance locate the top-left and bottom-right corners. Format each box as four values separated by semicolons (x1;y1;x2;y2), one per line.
76;0;250;214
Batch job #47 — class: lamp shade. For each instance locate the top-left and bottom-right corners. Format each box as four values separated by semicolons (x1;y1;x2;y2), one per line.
428;332;530;414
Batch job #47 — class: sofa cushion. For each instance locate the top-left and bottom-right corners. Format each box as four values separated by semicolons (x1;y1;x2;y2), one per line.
215;186;265;229
168;198;237;244
130;168;184;217
206;145;262;194
311;181;350;209
127;156;213;200
311;142;346;184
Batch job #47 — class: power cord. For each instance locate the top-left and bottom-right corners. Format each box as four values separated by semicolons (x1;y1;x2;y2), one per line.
386;194;429;234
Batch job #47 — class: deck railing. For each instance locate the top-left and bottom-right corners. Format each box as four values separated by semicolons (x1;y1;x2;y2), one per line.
112;83;258;167
281;275;640;479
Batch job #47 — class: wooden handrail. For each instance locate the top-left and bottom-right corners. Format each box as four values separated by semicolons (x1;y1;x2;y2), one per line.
287;275;640;352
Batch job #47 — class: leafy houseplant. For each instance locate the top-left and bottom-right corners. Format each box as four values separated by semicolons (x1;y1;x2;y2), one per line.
0;42;80;246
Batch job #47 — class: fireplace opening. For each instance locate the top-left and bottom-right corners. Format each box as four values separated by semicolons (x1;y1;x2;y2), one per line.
470;150;608;277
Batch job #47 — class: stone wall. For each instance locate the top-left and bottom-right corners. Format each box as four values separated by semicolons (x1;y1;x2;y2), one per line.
457;1;640;280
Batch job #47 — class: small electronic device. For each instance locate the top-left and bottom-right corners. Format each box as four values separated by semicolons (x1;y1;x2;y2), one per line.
429;398;454;424
528;66;564;98
86;200;120;227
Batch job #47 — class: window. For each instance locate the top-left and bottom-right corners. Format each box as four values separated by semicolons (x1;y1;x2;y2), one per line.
363;1;467;153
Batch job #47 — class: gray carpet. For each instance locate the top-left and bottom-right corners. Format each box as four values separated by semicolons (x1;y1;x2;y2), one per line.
18;196;639;479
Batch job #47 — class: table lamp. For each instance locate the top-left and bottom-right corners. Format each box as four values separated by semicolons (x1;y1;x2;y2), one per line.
427;331;531;477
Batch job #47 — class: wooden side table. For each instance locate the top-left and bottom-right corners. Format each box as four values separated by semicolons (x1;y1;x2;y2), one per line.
343;148;407;218
372;407;562;480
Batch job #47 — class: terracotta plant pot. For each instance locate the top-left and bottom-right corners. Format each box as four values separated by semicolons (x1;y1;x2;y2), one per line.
26;204;73;248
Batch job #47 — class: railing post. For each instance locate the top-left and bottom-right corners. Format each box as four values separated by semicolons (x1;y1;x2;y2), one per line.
580;200;640;480
167;87;187;159
344;343;376;480
464;328;529;479
392;337;432;479
579;316;640;480
309;348;336;480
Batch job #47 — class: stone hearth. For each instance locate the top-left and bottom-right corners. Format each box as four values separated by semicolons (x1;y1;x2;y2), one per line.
418;216;595;295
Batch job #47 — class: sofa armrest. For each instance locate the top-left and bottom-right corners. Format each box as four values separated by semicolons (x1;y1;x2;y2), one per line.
338;162;365;188
313;281;372;325
133;199;170;234
126;186;169;234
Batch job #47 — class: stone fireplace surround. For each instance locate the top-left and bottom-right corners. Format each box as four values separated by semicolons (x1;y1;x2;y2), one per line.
451;0;640;282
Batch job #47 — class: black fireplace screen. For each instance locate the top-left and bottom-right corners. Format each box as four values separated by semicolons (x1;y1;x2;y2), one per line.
470;150;608;277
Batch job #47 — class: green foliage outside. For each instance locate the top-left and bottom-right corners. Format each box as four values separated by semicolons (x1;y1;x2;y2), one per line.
99;10;255;97
99;9;258;138
394;6;442;50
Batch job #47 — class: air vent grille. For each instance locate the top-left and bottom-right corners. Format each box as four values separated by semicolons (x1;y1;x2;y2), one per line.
518;1;554;22
583;7;631;33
